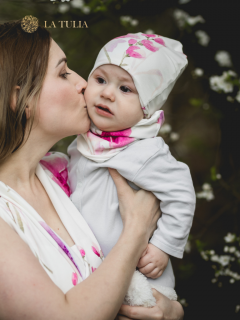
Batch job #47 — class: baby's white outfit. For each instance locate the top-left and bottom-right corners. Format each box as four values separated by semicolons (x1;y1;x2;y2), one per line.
68;33;196;306
68;137;195;305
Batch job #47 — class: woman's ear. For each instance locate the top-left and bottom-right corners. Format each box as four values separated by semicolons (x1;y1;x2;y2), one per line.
10;85;20;112
25;105;31;119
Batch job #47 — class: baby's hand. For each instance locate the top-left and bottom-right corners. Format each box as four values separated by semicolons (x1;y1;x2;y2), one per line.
137;243;169;279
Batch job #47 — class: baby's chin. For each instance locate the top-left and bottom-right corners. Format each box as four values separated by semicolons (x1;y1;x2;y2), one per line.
90;118;126;132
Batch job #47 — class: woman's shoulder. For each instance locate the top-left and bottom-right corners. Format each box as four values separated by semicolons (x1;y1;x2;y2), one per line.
40;151;71;197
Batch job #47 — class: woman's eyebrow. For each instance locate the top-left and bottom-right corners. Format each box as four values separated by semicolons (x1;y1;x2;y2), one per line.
55;57;67;68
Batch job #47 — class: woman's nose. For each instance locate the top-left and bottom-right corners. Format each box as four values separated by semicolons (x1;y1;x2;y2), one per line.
76;77;87;94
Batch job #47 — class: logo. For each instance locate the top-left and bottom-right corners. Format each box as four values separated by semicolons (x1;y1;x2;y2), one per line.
21;15;39;33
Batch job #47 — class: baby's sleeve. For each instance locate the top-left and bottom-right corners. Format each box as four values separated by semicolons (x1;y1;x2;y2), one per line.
132;138;196;259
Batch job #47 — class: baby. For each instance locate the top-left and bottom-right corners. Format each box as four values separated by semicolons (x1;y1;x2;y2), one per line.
68;32;196;306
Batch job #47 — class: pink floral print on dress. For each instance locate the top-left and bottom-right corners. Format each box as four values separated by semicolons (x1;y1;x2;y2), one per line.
40;154;71;197
72;272;78;286
79;248;86;258
91;245;104;260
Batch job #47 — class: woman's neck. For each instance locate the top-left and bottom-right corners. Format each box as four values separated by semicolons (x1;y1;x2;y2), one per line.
0;131;58;191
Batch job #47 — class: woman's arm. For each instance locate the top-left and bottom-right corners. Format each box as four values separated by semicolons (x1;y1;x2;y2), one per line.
0;170;160;320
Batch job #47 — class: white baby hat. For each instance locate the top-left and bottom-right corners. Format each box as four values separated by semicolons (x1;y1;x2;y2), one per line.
88;32;188;118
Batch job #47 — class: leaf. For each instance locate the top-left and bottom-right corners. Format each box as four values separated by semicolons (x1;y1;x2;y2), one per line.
6;202;16;223
189;98;204;107
35;252;53;274
13;206;24;233
210;166;217;181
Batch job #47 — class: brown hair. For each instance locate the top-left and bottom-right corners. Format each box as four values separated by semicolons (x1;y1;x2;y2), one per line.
0;20;51;163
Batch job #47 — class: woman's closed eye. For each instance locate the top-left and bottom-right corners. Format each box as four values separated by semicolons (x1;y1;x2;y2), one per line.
60;72;71;79
120;85;131;93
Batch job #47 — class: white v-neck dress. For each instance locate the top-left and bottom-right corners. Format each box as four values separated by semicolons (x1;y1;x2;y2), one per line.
0;153;104;293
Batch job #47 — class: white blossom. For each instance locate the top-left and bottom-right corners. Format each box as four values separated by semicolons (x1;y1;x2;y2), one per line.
184;240;191;253
234;250;240;258
203;183;211;191
58;3;70;13
236;305;240;313
144;29;155;34
195;30;210;46
210;254;219;262
159;124;172;134
224;246;229;252
229;246;236;253
202;103;210;110
82;6;90;14
120;16;132;23
201;251;209;260
187;16;205;26
210;254;231;266
173;9;205;28
170;132;180;142
211;278;217;283
197;183;214;201
131;19;139;26
230;278;235;283
235;91;240;103
224;233;235;243
192;68;204;78
216;173;221;179
209;71;237;93
215;51;232;67
173;9;189;28
179;298;188;307
218;255;231;266
227;96;234;102
71;0;84;8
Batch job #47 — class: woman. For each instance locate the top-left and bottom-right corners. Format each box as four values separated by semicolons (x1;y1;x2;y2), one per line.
0;20;184;319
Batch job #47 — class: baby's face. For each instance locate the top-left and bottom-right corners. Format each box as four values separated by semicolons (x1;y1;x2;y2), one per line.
84;64;143;132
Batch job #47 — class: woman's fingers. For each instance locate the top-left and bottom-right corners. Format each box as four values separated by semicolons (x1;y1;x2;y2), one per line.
119;304;163;320
108;168;133;199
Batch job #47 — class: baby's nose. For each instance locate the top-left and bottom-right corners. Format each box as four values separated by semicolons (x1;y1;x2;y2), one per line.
101;88;115;101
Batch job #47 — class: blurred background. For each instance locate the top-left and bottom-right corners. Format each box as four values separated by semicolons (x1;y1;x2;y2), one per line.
1;0;240;318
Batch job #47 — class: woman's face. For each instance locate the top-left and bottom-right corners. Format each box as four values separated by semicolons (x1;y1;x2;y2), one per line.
33;39;90;139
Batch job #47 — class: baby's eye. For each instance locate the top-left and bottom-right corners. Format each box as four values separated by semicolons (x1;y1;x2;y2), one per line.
120;86;131;93
96;77;106;84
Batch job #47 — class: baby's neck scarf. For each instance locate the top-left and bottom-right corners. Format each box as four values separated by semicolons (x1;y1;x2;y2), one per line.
77;110;164;163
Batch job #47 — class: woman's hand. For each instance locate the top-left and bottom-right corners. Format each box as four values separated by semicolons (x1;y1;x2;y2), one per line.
108;168;161;241
116;289;184;320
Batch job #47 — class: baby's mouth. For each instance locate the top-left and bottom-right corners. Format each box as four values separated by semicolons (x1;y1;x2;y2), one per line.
95;104;113;115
